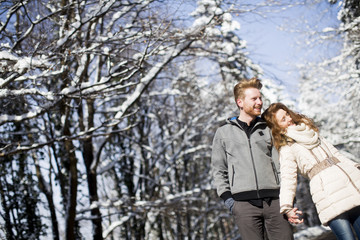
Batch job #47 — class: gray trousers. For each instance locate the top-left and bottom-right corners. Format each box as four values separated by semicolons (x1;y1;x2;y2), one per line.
232;199;294;240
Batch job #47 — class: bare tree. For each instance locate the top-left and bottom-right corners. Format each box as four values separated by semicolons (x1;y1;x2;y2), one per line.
0;0;285;239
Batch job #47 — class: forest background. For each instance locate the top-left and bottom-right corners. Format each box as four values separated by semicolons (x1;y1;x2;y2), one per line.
1;0;360;239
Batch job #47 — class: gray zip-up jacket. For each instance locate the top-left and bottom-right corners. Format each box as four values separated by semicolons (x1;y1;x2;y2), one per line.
211;116;280;202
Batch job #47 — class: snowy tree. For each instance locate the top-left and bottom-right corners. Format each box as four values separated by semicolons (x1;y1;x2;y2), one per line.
297;0;360;161
0;0;286;239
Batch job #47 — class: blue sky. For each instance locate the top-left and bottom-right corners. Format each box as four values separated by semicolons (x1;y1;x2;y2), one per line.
162;1;341;100
236;2;342;99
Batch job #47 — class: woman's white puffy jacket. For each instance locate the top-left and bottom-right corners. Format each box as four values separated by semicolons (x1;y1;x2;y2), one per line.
279;137;360;225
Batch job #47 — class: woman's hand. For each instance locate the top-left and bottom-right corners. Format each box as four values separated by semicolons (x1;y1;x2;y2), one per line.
286;207;304;224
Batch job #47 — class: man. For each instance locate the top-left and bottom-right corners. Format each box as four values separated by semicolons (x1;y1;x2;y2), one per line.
211;77;294;240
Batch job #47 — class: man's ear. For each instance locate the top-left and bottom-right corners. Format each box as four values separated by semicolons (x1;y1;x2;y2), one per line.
236;98;243;109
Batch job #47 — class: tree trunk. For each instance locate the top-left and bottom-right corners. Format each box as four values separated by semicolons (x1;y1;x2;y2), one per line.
34;155;60;240
0;177;14;240
63;108;78;240
83;138;103;240
81;99;103;240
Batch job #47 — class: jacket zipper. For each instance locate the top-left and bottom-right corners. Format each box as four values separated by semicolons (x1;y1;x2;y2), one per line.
248;137;260;198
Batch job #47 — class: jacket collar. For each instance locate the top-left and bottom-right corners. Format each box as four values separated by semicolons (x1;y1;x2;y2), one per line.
227;116;266;127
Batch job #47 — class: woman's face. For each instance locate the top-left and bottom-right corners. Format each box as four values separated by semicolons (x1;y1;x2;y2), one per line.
275;109;295;130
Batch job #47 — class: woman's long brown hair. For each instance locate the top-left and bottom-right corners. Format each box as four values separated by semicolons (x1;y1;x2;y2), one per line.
262;103;318;150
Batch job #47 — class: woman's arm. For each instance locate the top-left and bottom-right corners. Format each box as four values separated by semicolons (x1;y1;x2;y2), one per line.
279;145;299;214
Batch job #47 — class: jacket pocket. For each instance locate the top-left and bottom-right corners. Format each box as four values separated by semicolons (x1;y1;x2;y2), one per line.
271;161;280;185
231;165;235;187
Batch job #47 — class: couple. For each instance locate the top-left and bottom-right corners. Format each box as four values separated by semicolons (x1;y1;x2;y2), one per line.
211;77;360;240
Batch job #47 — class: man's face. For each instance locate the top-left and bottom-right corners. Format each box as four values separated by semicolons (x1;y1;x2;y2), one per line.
237;88;263;118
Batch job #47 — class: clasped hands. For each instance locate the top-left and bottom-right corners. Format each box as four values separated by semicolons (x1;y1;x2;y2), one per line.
286;207;304;224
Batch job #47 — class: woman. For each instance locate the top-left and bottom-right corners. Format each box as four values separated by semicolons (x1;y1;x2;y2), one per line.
262;102;360;240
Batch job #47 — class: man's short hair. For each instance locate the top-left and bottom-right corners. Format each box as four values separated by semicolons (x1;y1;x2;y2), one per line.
233;77;262;103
